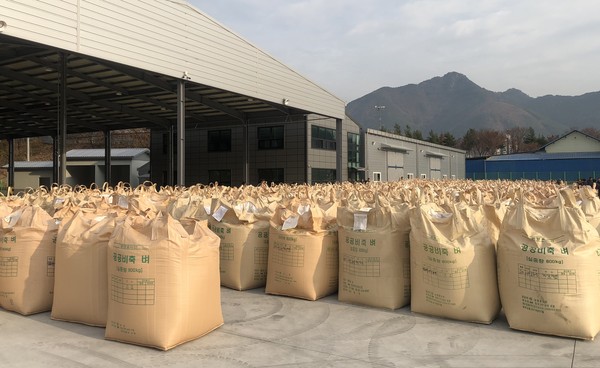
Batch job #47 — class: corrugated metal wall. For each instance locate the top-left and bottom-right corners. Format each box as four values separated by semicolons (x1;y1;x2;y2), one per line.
466;158;600;181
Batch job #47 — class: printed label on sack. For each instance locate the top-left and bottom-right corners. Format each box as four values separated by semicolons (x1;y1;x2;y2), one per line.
521;295;562;313
425;290;456;307
341;278;371;295
212;205;228;222
517;264;577;294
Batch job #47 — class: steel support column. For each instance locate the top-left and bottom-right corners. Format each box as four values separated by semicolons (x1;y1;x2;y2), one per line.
243;119;249;185
176;80;185;186
104;130;112;186
58;52;68;185
335;118;343;182
52;136;58;184
167;125;174;186
7;138;14;189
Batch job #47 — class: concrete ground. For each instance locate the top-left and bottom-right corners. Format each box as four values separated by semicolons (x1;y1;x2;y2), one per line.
0;287;598;368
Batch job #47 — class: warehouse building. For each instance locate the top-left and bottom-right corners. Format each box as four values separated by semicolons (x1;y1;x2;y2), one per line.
364;129;466;181
466;130;600;181
150;113;363;185
150;114;466;186
0;1;346;187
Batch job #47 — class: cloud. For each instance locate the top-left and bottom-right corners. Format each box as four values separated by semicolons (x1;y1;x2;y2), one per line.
190;0;600;101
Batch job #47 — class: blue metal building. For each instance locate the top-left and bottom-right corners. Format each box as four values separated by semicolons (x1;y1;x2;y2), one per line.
466;130;600;182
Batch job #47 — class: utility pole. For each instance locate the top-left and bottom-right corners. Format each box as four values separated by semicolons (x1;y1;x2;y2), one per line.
374;105;386;130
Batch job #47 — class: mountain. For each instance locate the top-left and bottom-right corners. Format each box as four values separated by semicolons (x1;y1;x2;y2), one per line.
346;72;600;137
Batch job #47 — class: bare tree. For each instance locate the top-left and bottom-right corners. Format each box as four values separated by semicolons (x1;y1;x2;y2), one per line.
581;127;600;139
470;129;506;157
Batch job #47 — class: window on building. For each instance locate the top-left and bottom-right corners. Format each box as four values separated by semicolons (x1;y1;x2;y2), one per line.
257;126;284;149
311;125;336;150
312;168;336;183
420;173;427;179
257;168;284;184
162;132;177;154
208;169;231;186
207;129;231;152
347;132;360;166
347;132;363;181
373;172;382;182
407;173;414;179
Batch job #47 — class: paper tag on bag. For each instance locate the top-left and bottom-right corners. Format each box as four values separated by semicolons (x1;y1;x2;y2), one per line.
281;215;299;230
245;202;258;213
4;209;23;228
429;209;452;219
212;205;228;222
353;212;368;231
117;196;129;209
297;204;310;215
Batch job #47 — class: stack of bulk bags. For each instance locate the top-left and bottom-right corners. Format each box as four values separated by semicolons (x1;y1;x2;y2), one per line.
128;183;169;214
497;188;600;339
0;200;13;219
105;212;222;350
337;191;411;309
482;187;513;247
168;190;196;219
409;195;500;323
0;205;58;315
2;189;24;212
169;185;217;228
579;185;600;232
51;210;118;326
208;195;271;290
266;189;339;301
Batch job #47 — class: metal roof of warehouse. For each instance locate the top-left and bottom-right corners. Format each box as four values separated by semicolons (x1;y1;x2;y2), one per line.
0;0;346;139
486;151;600;161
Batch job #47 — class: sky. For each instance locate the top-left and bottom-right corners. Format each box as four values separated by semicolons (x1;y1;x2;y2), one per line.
189;0;600;103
